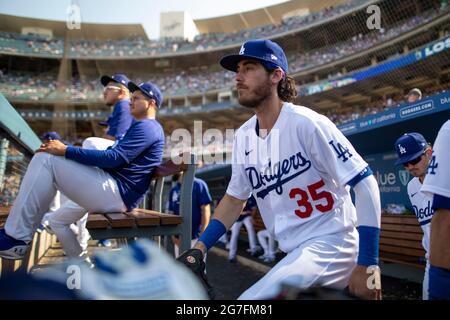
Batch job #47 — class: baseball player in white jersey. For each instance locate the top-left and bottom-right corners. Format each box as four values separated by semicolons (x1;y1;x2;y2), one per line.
394;132;435;299
257;229;276;263
177;39;382;300
421;120;450;300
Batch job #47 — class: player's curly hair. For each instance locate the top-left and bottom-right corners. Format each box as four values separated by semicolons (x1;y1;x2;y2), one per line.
277;75;297;103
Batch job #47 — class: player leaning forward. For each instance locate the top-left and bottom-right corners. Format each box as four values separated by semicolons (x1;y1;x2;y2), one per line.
179;39;382;300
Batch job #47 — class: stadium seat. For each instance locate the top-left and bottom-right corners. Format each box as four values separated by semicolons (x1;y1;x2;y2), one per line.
86;153;196;254
379;213;426;269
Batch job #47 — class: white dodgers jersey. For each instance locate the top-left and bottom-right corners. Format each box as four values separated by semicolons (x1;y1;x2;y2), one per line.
422;120;450;198
407;177;433;257
226;103;368;253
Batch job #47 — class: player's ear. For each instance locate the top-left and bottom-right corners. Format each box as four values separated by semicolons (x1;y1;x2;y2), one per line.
271;68;284;84
118;85;130;98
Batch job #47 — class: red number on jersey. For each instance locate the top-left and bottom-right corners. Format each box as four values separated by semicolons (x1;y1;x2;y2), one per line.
289;179;334;219
289;188;313;218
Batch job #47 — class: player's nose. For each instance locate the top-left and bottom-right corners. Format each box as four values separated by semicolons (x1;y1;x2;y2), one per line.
235;69;244;82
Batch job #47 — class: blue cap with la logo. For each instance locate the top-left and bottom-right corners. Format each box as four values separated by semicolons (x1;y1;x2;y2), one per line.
127;81;163;108
394;132;428;165
220;39;288;73
100;74;131;87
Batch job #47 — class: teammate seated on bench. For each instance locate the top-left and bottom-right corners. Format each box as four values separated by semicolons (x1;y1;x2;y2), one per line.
0;81;164;265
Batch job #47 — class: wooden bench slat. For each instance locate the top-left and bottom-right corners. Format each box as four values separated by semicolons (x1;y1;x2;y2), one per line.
105;213;136;228
381;223;422;233
380;252;425;268
380;244;425;257
381;230;423;241
125;210;161;227
86;214;110;229
134;209;182;225
379;214;426;267
381;215;419;226
380;237;424;250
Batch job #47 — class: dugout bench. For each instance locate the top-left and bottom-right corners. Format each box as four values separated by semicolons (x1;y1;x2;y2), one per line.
0;153;196;278
379;213;426;269
86;153;195;253
242;209;426;269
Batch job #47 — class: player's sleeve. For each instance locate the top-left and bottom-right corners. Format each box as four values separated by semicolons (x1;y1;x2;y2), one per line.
422;120;450;199
107;102;132;139
308;118;381;266
226;132;253;200
197;179;213;206
113;121;163;164
65;146;127;168
307;118;368;187
65;121;161;168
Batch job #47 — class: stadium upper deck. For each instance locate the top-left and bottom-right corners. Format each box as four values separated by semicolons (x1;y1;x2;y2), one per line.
1;0;449;142
0;0;373;59
1;0;449;100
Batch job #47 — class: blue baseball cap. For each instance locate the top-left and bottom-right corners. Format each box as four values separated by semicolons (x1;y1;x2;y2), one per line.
220;39;288;73
128;81;163;108
41;131;61;141
100;74;130;87
394;133;428;165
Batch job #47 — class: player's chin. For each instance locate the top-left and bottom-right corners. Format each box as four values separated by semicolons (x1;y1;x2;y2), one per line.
238;96;258;109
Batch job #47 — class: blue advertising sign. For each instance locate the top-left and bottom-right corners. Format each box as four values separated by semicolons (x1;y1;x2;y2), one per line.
364;152;411;209
300;36;450;96
338;90;450;135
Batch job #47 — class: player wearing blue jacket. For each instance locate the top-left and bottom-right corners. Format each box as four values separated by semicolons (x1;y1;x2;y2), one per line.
0;81;165;263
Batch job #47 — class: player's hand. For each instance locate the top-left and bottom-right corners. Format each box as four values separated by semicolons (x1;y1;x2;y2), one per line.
177;248;214;299
348;264;382;300
37;140;67;156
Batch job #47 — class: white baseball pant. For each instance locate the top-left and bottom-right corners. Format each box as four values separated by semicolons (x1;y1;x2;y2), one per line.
41;192;90;250
42;137;115;254
257;229;276;259
5;152;126;259
229;215;257;260
238;227;358;300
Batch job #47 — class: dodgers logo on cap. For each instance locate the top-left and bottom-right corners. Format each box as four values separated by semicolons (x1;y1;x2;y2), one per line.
100;74;131;87
220;39;288;73
127;81;163;108
394;132;428;165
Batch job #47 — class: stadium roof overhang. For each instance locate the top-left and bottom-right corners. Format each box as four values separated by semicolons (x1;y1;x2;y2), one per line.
193;0;346;34
0;14;147;40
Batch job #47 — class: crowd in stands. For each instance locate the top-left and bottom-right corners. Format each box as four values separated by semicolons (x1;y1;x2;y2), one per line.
0;145;29;207
2;5;448;102
289;4;449;72
326;82;450;126
1;3;448;102
179;0;370;54
0;31;63;56
46;82;449;159
0;70;55;101
4;0;448;59
1;2;446;63
29;0;370;58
